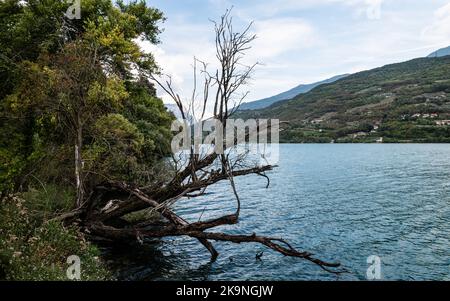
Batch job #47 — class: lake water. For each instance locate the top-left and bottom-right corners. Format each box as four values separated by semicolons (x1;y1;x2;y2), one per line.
108;144;450;280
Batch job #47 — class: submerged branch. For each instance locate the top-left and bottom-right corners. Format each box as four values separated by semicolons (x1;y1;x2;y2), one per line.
88;221;343;273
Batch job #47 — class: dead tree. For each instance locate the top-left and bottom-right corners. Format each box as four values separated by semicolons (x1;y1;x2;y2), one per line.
72;9;343;273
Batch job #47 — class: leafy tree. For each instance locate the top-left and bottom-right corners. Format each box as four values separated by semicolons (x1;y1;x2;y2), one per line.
0;0;173;200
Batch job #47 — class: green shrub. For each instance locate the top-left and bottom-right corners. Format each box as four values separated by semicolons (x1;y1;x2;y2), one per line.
0;195;112;280
20;184;74;222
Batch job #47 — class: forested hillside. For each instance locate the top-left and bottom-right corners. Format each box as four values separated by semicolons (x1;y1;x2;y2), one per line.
237;57;450;143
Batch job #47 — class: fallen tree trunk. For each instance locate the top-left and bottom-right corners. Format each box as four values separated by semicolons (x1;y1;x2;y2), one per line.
76;179;344;274
89;221;341;273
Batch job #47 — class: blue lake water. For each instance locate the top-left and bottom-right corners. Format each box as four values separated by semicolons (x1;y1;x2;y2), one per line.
110;144;450;280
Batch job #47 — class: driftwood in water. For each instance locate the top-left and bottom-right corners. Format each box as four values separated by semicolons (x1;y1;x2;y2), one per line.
78;179;341;273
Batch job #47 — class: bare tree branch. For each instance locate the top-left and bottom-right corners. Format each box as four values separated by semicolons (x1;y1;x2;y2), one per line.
74;9;344;274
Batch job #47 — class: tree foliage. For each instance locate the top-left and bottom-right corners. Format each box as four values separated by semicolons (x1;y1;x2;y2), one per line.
0;0;173;194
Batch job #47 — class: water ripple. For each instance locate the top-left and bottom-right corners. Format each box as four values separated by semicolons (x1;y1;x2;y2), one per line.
111;144;450;280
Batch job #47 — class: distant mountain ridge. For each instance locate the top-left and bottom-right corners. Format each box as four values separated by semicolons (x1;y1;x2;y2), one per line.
164;103;184;120
237;45;450;112
427;46;450;58
238;74;349;111
165;103;195;122
237;56;450;143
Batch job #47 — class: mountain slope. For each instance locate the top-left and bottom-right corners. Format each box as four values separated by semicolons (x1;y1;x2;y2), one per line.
427;46;450;58
238;56;450;143
238;74;349;110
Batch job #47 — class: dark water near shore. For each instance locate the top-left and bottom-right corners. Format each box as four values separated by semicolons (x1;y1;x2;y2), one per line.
107;144;450;280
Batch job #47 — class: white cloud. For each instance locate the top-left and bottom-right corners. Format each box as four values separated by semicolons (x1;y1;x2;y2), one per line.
144;0;450;107
234;0;385;19
250;18;318;58
422;2;450;44
148;17;319;104
138;21;218;103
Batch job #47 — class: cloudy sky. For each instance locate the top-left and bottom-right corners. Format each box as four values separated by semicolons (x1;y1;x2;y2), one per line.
142;0;450;104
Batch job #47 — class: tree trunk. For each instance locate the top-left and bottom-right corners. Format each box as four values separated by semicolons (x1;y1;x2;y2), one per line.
75;112;84;207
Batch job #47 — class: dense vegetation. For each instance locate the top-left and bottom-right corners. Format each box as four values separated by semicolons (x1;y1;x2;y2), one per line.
0;0;174;279
237;57;450;143
0;190;112;280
